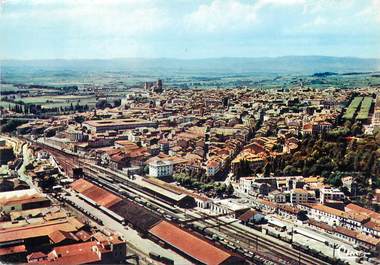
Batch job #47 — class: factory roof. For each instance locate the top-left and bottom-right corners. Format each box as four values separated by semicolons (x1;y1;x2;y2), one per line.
0;217;84;243
149;220;236;265
70;178;122;208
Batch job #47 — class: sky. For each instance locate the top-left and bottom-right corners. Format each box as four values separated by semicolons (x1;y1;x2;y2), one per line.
1;0;380;59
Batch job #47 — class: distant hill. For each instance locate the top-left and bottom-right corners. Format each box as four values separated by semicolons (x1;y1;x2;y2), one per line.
2;56;380;75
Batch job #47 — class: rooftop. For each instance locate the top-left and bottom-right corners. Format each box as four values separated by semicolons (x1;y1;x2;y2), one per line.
0;217;84;243
84;118;155;128
0;244;26;257
311;204;369;223
149;220;236;265
70;178;122;208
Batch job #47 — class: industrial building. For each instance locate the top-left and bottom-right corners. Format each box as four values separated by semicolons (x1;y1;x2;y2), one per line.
83;119;157;133
148;220;244;265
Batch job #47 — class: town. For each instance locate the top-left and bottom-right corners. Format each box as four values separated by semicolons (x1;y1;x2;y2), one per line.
0;77;379;265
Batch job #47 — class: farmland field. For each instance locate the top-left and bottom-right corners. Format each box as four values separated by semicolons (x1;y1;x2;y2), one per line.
19;95;98;108
356;97;373;120
343;97;363;120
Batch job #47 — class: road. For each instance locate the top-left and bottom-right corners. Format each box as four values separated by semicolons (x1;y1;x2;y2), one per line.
17;143;39;190
28;137;338;265
9;138;192;264
0;134;24;154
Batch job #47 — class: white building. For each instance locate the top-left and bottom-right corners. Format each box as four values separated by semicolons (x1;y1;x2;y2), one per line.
194;196;212;209
290;188;315;204
320;188;345;204
239;177;255;194
210;198;250;217
268;190;286;203
148;160;173;178
303;204;369;229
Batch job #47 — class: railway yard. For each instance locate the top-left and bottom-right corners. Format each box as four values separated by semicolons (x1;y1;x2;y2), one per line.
26;137;338;265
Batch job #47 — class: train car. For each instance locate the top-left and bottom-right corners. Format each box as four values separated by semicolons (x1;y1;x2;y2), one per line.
118;184;137;198
227;244;237;252
244;252;254;259
268;219;287;232
149;252;161;260
78;193;99;208
203;228;213;237
205;235;214;242
194;223;207;232
236;247;245;255
98;174;113;183
159;256;174;265
148;252;174;265
292;242;309;253
52;185;63;192
98;205;125;224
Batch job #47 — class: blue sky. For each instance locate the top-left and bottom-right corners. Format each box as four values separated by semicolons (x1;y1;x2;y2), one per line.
1;0;380;59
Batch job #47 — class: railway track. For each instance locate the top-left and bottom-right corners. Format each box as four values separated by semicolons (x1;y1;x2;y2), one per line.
193;211;330;265
33;140;330;265
81;164;181;216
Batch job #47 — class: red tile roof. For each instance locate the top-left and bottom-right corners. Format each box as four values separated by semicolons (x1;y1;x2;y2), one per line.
0;244;26;256
27;251;47;260
363;220;380;232
312;204;369;222
0;217;84;243
49;230;78;244
238;209;257;222
149;221;233;265
70;178;122;208
29;241;101;265
356;233;380;247
345;203;380;221
75;230;91;242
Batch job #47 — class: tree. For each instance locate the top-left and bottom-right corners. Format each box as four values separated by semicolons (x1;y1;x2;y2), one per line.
215;183;227;196
263;163;271;178
74;115;85;125
283;165;298;176
113;99;121;107
143;165;149;174
1;119;27;133
297;211;309;221
226;183;234;196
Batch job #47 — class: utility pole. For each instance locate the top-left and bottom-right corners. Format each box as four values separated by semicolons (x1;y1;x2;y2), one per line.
291;227;294;243
332;243;339;260
298;249;301;265
256;234;258;252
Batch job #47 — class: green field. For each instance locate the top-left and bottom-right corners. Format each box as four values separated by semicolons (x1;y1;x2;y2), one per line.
0;94;128;110
15;95;97;109
356;97;373;120
343;97;363;120
0;101;16;108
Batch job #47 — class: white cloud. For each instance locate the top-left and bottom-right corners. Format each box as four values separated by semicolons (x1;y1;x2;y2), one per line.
356;0;380;23
255;0;305;9
184;0;306;33
289;0;380;35
2;0;170;37
299;16;328;30
184;0;259;32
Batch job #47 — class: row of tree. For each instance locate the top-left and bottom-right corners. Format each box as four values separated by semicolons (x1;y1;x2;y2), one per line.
173;173;234;197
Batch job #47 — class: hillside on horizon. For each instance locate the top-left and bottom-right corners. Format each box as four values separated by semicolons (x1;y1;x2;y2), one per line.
2;56;380;76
